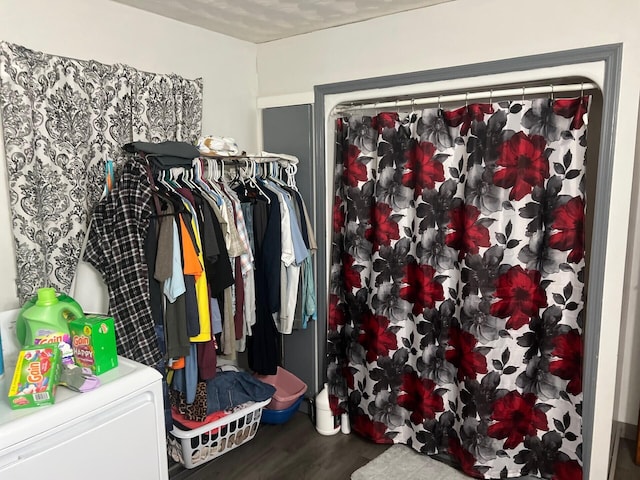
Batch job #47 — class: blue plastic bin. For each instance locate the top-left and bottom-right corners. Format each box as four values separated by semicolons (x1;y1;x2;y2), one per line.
260;394;304;424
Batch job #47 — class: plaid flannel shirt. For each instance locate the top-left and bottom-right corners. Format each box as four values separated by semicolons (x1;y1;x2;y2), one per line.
83;160;162;366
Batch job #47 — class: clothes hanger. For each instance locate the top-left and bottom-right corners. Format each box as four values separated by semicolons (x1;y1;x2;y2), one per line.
169;167;185;189
287;163;298;191
149;166;186;217
196;158;223;205
246;159;270;203
178;166;198;191
241;159;254;185
268;160;287;187
209;159;226;194
218;159;226;182
156;167;176;193
210;158;232;206
230;161;241;184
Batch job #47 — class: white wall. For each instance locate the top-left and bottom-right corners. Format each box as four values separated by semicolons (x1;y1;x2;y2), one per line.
256;1;640;478
0;0;259;310
618;97;640;432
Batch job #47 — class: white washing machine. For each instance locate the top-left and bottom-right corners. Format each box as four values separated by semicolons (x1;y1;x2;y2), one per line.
0;309;169;480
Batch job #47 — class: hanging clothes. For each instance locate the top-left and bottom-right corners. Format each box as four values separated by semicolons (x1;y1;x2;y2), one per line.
261;178;303;334
178;214;204;339
84;158;161;367
87;142;317;411
298;186;318;328
245;179;282;375
162;203;190;359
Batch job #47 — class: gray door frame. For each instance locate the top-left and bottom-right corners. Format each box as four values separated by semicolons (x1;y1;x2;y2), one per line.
313;43;623;479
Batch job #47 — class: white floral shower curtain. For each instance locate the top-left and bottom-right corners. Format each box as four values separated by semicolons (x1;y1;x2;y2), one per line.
328;96;590;479
0;41;203;303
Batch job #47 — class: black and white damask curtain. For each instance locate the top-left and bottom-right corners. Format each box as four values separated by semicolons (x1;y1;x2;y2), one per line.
0;41;203;303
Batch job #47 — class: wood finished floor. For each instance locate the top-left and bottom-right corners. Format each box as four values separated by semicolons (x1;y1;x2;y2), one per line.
168;411;640;480
168;411;390;480
614;438;640;480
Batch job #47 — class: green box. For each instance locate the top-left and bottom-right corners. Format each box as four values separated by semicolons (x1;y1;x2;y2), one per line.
8;345;61;409
69;314;118;375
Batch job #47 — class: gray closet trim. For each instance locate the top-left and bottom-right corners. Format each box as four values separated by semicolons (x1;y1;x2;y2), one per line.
313;43;623;480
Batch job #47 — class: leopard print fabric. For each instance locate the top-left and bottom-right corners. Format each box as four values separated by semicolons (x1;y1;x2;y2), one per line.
170;381;208;422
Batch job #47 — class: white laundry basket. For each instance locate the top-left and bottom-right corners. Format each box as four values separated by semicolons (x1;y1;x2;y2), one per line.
167;398;270;469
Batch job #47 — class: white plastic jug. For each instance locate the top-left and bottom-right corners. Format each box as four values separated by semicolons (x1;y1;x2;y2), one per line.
315;383;340;435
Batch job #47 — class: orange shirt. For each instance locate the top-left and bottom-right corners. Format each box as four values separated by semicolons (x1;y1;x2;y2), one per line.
180;209;211;342
179;216;202;278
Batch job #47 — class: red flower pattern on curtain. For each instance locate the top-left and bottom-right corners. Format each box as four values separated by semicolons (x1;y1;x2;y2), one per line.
487;391;549;449
494;131;550;201
445;326;489;381
549;197;586;264
549;330;584;395
490;266;548;330
399;262;445;315
397;371;445;424
327;97;589;479
446;204;492;259
402;141;445;197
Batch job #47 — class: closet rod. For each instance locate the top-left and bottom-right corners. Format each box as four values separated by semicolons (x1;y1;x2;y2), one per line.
200;153;299;165
332;82;597;114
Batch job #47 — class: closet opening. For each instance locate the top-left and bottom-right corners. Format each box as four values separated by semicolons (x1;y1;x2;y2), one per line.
314;44;621;479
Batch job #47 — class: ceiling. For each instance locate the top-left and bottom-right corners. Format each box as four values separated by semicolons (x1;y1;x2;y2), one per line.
110;0;453;44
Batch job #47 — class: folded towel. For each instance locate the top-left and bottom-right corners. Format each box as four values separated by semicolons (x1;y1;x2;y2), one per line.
198;136;239;156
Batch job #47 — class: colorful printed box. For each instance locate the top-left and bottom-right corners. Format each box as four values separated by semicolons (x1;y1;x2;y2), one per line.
69;314;118;375
8;345;61;409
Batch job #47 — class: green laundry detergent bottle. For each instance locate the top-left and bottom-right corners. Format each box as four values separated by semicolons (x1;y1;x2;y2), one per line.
16;288;85;365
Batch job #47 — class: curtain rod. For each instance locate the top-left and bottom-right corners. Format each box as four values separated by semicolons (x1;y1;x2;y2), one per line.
331;82;597;115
